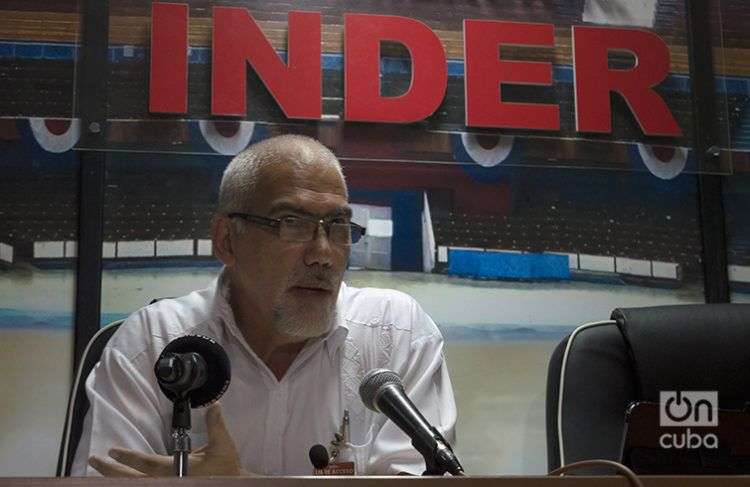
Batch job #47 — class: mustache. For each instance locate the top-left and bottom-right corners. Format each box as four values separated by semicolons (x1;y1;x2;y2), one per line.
290;268;341;291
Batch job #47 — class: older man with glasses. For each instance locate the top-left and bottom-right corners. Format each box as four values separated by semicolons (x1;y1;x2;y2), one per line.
74;134;457;477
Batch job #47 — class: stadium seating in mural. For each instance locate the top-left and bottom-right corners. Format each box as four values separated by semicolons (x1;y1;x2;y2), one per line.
1;0;749;293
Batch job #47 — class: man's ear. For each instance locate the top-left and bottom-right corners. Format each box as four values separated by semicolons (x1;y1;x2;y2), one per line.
212;215;236;267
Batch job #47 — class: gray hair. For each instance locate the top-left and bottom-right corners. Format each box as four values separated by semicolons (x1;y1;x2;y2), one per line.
217;134;345;233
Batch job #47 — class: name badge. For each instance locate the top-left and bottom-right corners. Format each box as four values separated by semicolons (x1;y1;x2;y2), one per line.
314;461;356;476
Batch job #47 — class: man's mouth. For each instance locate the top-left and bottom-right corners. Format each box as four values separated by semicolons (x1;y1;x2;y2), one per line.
290;285;332;294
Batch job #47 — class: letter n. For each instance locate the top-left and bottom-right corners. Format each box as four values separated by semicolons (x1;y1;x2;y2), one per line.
212;8;321;119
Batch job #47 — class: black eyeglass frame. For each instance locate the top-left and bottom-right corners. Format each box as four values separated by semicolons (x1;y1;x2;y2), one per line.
227;212;366;245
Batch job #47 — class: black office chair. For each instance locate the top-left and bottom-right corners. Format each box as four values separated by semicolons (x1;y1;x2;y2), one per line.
56;319;123;476
546;304;750;473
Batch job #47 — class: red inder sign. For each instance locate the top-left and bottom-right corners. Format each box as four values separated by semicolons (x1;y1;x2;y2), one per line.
149;3;682;137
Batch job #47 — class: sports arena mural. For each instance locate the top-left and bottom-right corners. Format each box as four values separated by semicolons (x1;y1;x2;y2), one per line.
1;0;749;477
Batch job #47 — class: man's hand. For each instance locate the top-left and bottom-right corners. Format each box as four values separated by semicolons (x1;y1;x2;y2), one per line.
89;402;252;477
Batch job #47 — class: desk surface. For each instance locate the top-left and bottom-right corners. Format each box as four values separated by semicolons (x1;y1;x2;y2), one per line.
3;477;750;487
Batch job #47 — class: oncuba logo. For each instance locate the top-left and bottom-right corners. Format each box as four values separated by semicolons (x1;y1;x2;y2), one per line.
658;391;719;449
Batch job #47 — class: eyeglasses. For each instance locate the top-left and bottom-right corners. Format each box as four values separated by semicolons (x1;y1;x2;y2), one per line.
228;212;366;245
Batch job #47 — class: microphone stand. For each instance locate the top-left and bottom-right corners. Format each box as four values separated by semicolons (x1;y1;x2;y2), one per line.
155;339;231;478
155;352;206;477
171;397;193;477
420;427;465;476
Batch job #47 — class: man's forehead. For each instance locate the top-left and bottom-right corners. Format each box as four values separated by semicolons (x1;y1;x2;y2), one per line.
251;159;348;213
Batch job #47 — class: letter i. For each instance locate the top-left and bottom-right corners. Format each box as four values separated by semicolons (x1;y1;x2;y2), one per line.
150;3;189;113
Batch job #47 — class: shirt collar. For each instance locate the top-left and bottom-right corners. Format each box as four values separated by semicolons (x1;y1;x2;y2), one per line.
210;268;247;351
211;267;350;361
325;284;351;360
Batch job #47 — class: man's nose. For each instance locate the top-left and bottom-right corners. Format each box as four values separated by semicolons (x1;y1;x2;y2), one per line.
303;222;334;267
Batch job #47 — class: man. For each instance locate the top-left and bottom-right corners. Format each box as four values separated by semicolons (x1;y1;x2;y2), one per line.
72;134;456;476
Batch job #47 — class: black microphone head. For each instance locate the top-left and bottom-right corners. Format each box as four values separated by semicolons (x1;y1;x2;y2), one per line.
155;335;231;408
359;368;403;412
309;444;330;469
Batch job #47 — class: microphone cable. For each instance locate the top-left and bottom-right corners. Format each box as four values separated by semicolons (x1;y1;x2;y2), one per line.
549;459;643;487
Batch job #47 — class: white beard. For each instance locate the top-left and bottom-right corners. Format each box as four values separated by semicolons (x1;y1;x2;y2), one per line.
272;296;337;339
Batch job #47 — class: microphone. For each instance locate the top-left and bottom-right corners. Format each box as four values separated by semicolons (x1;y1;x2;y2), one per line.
155;335;231;432
309;444;330;470
154;335;232;477
359;369;464;476
155;335;231;408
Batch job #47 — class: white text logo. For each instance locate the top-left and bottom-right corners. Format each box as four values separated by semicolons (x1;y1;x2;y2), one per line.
658;391;718;449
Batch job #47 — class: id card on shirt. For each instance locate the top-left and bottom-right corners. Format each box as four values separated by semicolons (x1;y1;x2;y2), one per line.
314;461;355;475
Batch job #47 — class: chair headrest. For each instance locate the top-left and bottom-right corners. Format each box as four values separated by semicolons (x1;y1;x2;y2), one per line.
611;304;750;408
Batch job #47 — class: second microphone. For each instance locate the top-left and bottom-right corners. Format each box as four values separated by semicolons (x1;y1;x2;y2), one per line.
359;368;465;476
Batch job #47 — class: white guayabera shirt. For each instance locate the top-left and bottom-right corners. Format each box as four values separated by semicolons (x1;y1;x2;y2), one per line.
72;269;457;475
